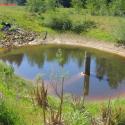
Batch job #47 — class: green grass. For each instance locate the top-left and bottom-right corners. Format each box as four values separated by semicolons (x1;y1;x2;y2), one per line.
85;29;115;41
0;6;125;124
0;61;43;125
0;6;53;33
0;61;125;125
40;8;125;42
1;7;125;42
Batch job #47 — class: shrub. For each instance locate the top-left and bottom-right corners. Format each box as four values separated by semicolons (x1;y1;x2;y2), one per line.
0;62;14;79
27;0;46;13
64;110;90;125
71;21;96;33
43;15;72;31
27;0;57;13
112;23;125;46
0;101;25;125
43;14;96;33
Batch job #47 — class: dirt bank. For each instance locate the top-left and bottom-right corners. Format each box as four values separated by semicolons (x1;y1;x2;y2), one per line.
0;33;125;57
28;34;125;58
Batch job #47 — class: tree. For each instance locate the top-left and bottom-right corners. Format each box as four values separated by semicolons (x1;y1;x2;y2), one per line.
27;0;57;13
72;0;87;8
27;0;46;13
58;0;72;8
16;0;26;5
46;0;57;10
86;0;108;15
110;0;125;16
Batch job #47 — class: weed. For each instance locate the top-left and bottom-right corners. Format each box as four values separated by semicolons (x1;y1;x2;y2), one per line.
0;100;25;125
91;100;125;125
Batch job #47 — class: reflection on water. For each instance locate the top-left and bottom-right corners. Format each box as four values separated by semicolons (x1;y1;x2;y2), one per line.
0;45;125;100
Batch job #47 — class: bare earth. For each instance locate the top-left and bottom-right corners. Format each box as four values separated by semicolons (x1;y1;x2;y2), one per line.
28;34;125;58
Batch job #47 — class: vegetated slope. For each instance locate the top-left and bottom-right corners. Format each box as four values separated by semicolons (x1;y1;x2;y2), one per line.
0;61;125;125
0;6;125;43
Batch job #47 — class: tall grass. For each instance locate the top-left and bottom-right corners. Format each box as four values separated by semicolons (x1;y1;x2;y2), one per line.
43;13;96;33
0;61;14;82
91;100;125;125
0;100;25;125
43;15;72;31
33;77;65;125
113;22;125;46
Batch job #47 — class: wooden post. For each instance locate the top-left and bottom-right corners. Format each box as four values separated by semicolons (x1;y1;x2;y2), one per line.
83;51;91;104
83;75;90;96
43;31;48;40
84;51;91;76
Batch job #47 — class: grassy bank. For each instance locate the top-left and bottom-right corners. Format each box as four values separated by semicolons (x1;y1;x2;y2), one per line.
0;6;125;125
0;61;43;125
0;6;125;42
0;61;125;125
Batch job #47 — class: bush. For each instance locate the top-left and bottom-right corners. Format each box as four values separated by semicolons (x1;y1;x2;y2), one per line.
43;14;96;33
27;0;57;13
27;0;46;13
71;21;96;33
0;62;14;79
64;110;90;125
43;15;72;31
0;101;25;125
113;23;125;46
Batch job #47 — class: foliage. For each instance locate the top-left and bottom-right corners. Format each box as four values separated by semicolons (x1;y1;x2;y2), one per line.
71;20;96;33
85;0;125;16
26;0;47;13
86;0;108;16
43;13;96;33
65;110;90;125
0;0;26;5
26;0;58;13
0;61;14;81
60;0;72;8
91;100;125;125
0;61;125;125
0;100;25;125
43;14;72;31
110;0;125;16
0;6;125;42
25;0;125;16
16;0;26;5
112;22;125;46
33;76;65;125
72;0;87;9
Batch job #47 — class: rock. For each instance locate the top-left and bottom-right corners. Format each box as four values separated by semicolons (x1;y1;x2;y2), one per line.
0;27;38;48
16;28;25;35
28;37;34;41
14;35;19;39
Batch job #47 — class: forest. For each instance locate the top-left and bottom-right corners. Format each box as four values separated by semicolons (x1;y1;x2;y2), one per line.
3;0;125;16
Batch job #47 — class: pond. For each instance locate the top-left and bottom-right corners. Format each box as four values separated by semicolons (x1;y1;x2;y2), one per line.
0;45;125;100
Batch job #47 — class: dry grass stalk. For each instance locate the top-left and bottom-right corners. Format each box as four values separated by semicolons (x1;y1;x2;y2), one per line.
47;77;65;125
47;108;64;125
34;80;48;109
91;99;124;125
34;80;48;125
33;77;65;125
71;95;85;112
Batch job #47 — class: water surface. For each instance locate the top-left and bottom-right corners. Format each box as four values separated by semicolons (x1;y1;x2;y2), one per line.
0;45;125;100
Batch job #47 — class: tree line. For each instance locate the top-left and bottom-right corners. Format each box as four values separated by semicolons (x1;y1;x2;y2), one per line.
5;0;125;16
1;0;26;5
